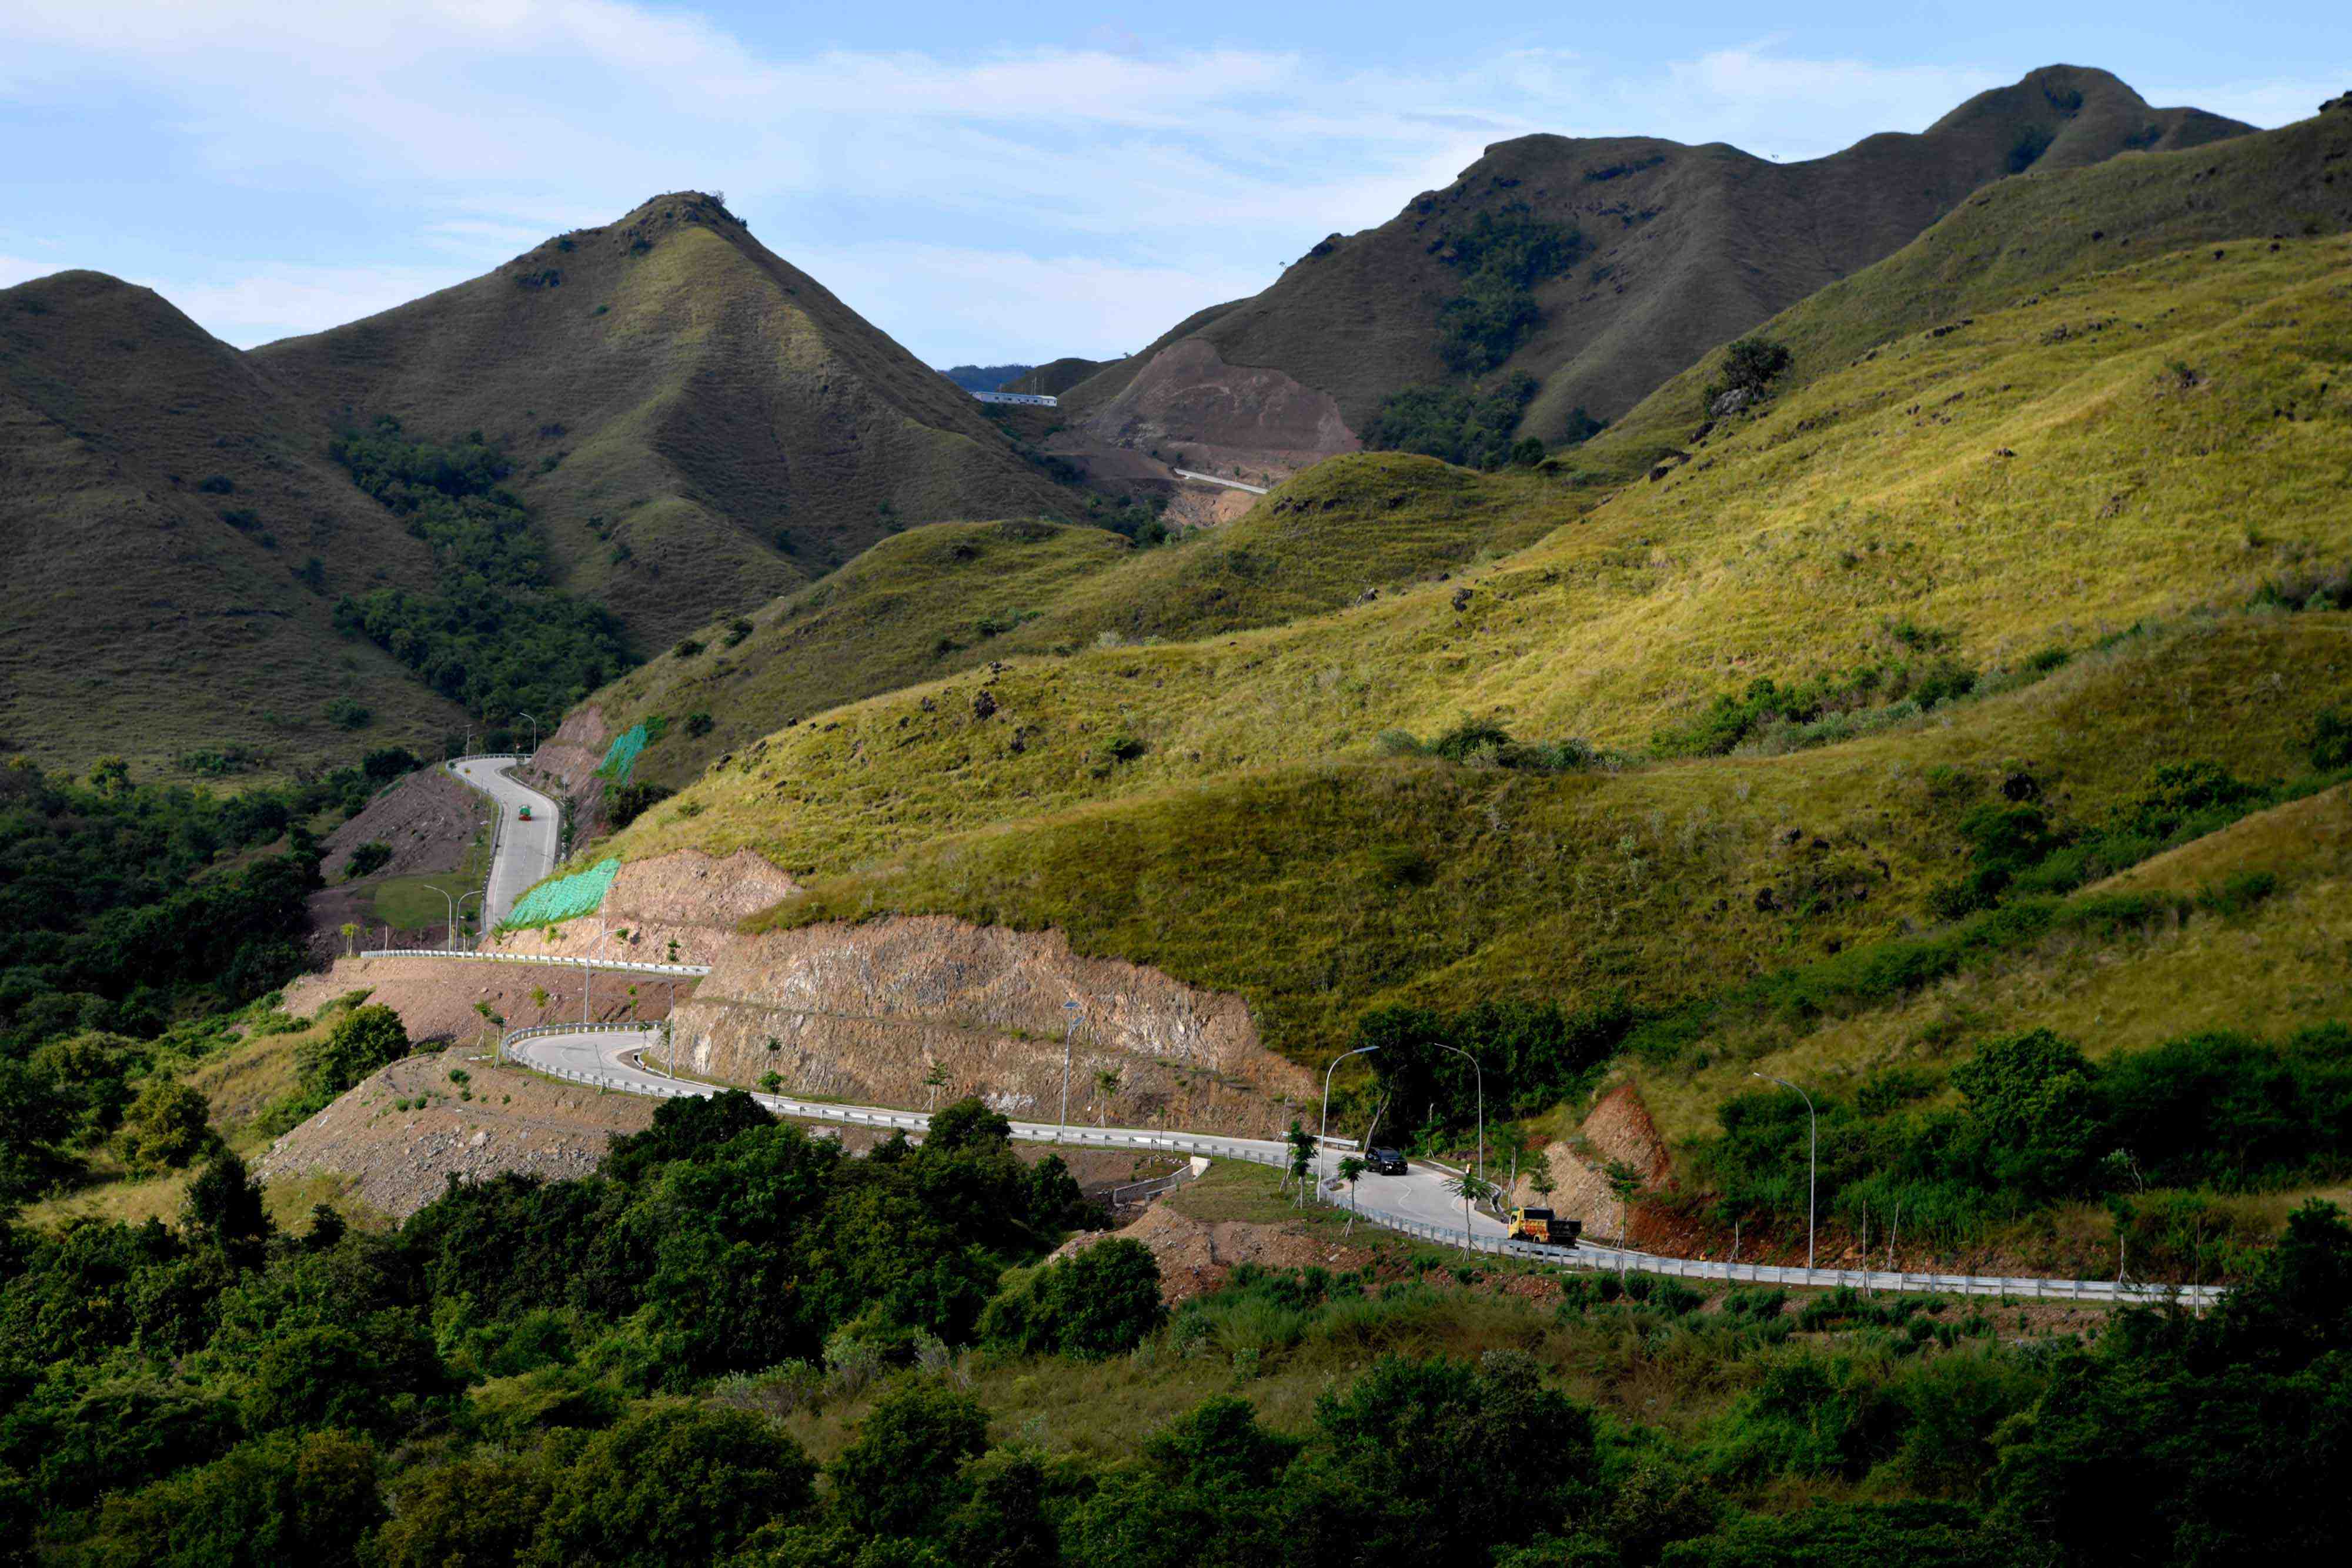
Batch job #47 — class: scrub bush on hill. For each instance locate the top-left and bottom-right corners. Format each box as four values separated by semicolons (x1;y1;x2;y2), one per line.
1359;375;1539;469
328;419;633;724
1691;1022;2352;1245
9;1132;2352;1564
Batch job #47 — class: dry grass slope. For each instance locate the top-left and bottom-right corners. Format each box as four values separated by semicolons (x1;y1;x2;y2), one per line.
590;454;1581;787
541;238;2352;1079
0;272;466;775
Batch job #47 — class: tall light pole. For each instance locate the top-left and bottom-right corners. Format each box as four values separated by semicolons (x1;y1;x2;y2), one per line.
1433;1041;1486;1199
425;884;460;952
1319;1045;1379;1191
1057;1000;1081;1145
1752;1071;1817;1269
455;890;483;953
515;712;539;753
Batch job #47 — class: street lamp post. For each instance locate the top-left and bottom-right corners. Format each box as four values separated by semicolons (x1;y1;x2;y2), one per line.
424;884;460;953
1752;1071;1818;1269
1057;1001;1081;1145
515;712;539;753
1433;1041;1486;1200
455;890;483;953
1319;1045;1379;1195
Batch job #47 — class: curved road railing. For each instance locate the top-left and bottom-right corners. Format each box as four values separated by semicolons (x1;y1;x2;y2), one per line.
361;948;711;977
500;1023;2223;1308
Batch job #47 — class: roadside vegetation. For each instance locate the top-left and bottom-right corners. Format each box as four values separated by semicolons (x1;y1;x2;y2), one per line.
6;1077;2348;1564
0;750;429;1209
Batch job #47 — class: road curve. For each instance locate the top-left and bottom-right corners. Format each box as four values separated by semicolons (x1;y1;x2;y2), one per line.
502;1022;2224;1306
508;1025;1506;1238
450;755;562;935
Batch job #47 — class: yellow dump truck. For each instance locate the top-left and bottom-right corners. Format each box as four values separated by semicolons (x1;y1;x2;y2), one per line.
1507;1207;1581;1247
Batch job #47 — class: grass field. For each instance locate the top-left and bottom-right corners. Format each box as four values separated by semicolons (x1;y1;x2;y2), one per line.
370;817;494;935
593;454;1586;789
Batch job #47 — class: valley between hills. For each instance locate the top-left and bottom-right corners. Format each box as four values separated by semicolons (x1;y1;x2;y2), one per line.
5;61;2352;1568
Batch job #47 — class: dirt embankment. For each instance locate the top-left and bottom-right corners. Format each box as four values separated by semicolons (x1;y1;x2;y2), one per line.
524;704;610;838
1500;1082;1675;1246
282;954;681;1045
671;912;1318;1138
492;850;799;965
1083;338;1359;488
305;769;488;958
258;1052;656;1218
1050;1202;1377;1302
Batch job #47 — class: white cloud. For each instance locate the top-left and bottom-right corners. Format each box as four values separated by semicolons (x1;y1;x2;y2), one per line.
2;4;2333;357
156;263;481;342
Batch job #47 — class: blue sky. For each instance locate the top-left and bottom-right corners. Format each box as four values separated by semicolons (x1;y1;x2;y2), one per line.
3;2;2345;365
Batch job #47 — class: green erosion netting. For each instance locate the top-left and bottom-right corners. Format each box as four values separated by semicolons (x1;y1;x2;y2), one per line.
501;858;622;929
596;723;650;783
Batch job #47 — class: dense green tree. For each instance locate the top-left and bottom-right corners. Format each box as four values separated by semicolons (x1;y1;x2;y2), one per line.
830;1379;991;1537
75;1428;382;1568
375;1452;552;1568
118;1078;215;1172
296;1005;410;1105
534;1403;815;1567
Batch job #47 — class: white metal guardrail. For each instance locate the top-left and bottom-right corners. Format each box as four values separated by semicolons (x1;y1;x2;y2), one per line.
1172;468;1269;494
362;949;711;977
499;1025;2227;1308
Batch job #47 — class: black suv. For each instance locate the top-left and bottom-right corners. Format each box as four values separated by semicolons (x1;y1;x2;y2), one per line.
1365;1147;1408;1176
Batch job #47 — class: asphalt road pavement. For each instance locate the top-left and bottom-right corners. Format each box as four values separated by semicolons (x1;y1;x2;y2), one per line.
450;756;562;935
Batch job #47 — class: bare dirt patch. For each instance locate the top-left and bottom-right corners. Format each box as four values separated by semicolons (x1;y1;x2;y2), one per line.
673;914;1317;1138
1081;338;1359;486
493;848;799;965
258;1051;656;1219
1049;1201;1377;1302
305;769;489;957
283;954;685;1046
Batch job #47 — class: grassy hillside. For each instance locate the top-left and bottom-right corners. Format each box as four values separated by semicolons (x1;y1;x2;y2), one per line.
255;192;1083;646
1588;99;2352;473
1072;66;2248;453
556;236;2352;1078
0;272;466;774
592;454;1581;787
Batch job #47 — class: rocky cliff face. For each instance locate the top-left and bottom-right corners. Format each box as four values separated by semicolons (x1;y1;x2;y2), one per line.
493;848;799;965
670;914;1318;1137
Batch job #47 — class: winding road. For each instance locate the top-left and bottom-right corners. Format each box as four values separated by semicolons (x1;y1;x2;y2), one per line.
449;755;562;934
447;758;2224;1306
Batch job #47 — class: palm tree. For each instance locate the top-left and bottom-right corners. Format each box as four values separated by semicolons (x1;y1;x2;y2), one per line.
340;922;359;957
1445;1167;1489;1257
1094;1069;1121;1126
1337;1156;1367;1235
923;1063;950;1109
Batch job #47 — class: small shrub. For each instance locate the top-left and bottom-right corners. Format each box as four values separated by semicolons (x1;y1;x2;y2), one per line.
684;711;714;738
343;841;393;880
196;474;236;494
2310;707;2352;770
723;617;754;647
673;638;705;658
325;697;371;730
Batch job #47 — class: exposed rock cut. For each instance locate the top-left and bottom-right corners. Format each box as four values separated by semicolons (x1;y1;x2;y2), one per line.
493;848;800;965
1082;337;1359;484
670;915;1317;1138
281;953;680;1045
